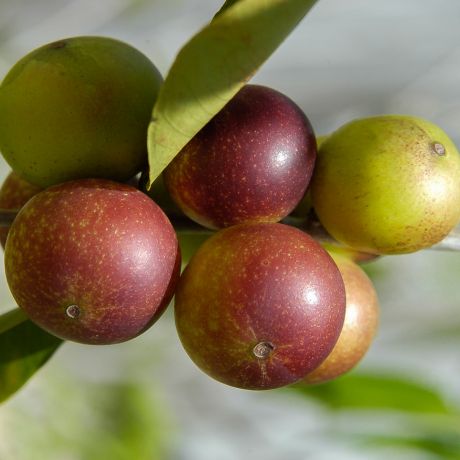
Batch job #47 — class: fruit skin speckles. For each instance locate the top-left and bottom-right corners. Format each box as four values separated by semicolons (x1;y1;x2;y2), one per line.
4;178;181;345
174;222;345;390
164;84;316;229
311;115;460;254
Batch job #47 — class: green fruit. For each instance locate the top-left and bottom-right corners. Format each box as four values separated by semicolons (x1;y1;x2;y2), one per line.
0;36;162;187
303;250;379;384
311;115;460;254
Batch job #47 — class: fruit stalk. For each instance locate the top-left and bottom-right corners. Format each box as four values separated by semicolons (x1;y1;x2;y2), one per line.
1;209;459;251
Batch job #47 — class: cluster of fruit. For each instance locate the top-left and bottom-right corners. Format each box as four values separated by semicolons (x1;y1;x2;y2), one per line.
1;36;460;391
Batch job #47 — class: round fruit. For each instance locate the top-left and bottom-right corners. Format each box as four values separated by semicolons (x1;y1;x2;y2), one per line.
0;171;42;248
174;223;346;390
0;36;163;187
311;115;460;254
4;179;181;344
164;84;316;229
303;250;379;384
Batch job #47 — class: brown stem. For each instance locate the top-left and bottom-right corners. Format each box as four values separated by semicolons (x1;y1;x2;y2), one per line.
1;207;459;252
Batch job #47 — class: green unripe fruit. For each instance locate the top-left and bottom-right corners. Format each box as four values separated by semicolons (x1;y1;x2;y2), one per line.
0;36;162;187
311;115;460;254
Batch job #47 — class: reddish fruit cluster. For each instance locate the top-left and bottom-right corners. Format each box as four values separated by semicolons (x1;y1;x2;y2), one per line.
1;37;381;391
1;23;458;398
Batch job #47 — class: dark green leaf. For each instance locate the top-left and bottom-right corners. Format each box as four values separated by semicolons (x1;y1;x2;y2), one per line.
290;373;453;415
147;0;319;186
0;308;62;403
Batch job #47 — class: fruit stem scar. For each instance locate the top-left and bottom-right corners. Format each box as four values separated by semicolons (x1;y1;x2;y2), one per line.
253;341;275;359
49;40;67;49
66;304;81;319
432;142;446;156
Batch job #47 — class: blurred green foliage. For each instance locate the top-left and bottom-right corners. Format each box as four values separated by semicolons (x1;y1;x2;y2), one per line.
0;308;61;403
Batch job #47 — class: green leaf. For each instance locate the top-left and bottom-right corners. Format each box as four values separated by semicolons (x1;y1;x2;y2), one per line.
0;377;173;460
214;0;241;18
290;373;453;415
0;308;62;403
80;383;173;460
360;433;460;459
147;0;319;186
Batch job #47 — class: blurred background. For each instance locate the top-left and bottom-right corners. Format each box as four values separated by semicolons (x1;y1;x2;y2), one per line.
0;0;460;459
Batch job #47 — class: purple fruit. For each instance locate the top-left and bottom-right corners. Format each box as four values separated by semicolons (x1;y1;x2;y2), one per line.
164;84;316;229
5;179;181;344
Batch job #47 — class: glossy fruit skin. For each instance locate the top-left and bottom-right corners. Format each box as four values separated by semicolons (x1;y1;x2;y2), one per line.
0;171;42;248
174;223;346;390
164;84;316;229
5;179;181;344
0;36;163;188
303;251;379;384
311;115;460;254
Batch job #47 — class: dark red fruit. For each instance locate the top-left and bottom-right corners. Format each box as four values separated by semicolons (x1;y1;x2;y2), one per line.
174;223;345;390
5;179;181;344
164;84;316;229
0;171;42;248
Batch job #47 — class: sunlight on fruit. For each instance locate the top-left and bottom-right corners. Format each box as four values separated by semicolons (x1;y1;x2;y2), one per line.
0;1;460;460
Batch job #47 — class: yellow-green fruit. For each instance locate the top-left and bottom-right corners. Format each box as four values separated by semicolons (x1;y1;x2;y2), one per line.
0;36;162;187
311;115;460;254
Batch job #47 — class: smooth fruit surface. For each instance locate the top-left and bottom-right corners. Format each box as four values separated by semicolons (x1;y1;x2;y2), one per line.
303;250;379;384
0;171;42;248
0;36;162;187
311;115;460;254
5;179;180;344
174;223;345;390
164;84;316;229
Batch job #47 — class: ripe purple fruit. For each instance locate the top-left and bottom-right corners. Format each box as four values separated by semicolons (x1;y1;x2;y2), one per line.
164;84;316;229
174;223;346;390
4;179;181;344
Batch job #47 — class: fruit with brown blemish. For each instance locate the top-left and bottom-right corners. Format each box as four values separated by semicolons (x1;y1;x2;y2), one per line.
303;249;379;384
311;115;460;254
174;222;346;390
164;84;316;229
0;171;42;248
0;36;162;187
4;179;181;344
